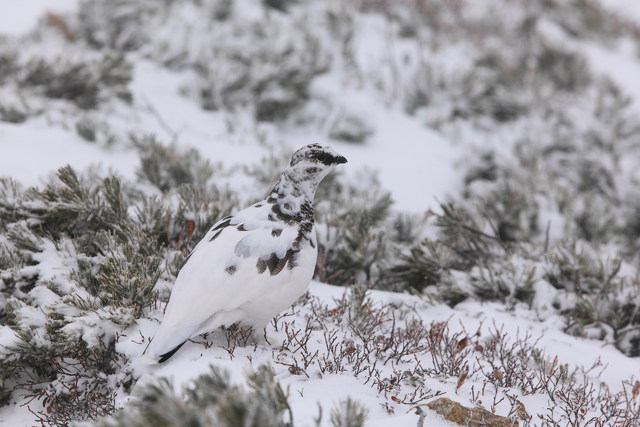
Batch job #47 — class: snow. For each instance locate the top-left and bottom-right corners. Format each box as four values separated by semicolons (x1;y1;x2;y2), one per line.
0;122;139;188
583;41;640;110
0;0;79;36
21;239;78;294
0;326;17;352
0;401;47;427
600;0;640;25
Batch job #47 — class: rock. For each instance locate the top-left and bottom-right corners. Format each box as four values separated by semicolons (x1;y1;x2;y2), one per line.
426;397;518;427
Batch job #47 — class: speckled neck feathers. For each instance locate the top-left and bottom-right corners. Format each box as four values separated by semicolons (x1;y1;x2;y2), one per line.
267;168;319;235
264;143;346;234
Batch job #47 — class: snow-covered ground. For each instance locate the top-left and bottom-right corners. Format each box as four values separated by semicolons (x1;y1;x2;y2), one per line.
123;281;640;426
1;0;640;426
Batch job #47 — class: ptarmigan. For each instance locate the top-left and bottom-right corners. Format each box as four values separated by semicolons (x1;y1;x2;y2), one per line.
145;144;347;363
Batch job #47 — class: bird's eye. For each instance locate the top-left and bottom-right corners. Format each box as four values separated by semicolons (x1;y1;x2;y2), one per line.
305;167;320;174
309;152;334;165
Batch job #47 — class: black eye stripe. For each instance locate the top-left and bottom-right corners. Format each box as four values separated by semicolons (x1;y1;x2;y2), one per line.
310;152;333;165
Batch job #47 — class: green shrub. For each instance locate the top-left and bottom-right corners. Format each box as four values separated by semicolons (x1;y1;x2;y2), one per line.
94;365;292;427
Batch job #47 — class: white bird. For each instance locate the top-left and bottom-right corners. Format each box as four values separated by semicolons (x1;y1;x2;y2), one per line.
145;144;347;363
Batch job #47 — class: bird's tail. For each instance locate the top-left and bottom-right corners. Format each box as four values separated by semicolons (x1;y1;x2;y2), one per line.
157;341;187;363
144;312;222;363
140;340;187;364
142;332;188;364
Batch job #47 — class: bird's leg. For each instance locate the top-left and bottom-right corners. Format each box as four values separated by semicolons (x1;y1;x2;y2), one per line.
249;323;282;348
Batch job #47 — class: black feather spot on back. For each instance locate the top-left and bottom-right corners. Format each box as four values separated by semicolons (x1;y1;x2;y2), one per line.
256;258;267;274
237;224;247;231
264;249;297;276
212;217;232;231
291;231;305;251
209;216;235;241
225;265;237;275
272;228;282;237
300;222;313;235
266;253;282;275
209;229;223;242
287;250;297;270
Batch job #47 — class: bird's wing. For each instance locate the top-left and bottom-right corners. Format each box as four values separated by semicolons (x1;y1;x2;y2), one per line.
147;203;306;357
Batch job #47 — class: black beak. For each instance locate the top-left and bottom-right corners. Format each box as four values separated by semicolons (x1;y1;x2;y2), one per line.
334;155;347;164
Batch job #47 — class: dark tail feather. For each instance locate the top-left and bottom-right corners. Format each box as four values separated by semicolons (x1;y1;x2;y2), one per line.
158;341;187;363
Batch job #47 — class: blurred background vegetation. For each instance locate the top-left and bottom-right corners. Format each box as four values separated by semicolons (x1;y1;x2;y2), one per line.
1;0;640;424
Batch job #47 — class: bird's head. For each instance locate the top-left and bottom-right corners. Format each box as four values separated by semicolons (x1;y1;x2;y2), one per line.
271;144;347;208
289;144;347;182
